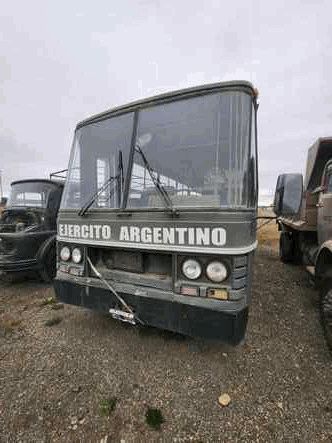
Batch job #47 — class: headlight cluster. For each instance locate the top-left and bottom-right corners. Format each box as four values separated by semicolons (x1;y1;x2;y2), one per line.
206;261;228;282
60;246;70;262
182;259;202;280
60;246;83;264
182;258;228;283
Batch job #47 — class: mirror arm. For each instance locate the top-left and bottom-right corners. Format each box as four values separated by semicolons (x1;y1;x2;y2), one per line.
311;185;326;194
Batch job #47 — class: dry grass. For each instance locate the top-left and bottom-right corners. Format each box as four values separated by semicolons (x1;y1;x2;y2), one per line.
0;315;22;334
1;245;332;441
257;207;279;250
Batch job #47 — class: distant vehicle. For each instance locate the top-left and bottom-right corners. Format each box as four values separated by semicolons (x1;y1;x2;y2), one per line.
274;137;332;350
0;197;7;214
54;81;259;344
0;176;64;281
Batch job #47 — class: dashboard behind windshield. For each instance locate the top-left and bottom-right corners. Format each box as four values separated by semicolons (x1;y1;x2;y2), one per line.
8;182;54;208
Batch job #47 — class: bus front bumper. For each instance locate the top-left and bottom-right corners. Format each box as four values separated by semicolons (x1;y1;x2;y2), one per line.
53;276;249;345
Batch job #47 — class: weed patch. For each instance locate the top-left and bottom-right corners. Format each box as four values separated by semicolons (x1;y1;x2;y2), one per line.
145;407;164;430
99;397;117;416
41;297;56;306
45;317;62;327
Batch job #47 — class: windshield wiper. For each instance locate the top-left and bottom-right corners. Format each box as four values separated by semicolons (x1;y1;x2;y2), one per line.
135;144;176;214
78;175;118;217
78;150;124;217
117;150;124;208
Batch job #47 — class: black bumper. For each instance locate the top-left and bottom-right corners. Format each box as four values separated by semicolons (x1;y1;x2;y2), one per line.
53;279;249;344
0;258;39;272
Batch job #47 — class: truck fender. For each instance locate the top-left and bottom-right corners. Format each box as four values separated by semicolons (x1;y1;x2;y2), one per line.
36;234;56;263
315;240;332;279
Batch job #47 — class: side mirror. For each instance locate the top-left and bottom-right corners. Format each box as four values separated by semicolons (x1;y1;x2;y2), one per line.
273;174;286;216
274;173;303;217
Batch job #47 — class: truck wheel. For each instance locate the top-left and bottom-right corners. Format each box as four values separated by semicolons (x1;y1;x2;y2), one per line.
320;279;332;352
279;232;294;263
39;247;56;283
0;272;21;283
291;232;303;265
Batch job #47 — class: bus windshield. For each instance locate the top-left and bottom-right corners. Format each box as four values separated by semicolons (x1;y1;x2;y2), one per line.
61;90;256;210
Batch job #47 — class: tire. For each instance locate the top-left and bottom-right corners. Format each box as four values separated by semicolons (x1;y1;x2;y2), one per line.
279;232;294;263
0;272;21;283
39;247;56;282
320;279;332;352
291;232;303;265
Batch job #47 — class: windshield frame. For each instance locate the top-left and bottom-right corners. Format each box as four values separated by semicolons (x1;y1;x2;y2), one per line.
8;180;58;209
62;82;258;213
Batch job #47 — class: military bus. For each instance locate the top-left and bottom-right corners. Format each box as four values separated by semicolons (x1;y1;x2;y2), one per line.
54;81;258;344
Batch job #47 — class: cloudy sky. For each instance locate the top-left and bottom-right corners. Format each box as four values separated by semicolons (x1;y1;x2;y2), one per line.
1;0;331;201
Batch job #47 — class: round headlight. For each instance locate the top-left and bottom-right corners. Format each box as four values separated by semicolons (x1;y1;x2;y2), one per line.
60;246;71;262
182;259;202;280
206;261;227;283
72;247;82;264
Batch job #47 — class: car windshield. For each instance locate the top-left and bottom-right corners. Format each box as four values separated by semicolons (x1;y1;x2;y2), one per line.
61;90;257;210
8;182;54;208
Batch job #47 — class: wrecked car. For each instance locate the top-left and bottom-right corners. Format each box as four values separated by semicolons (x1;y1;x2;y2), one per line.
0;178;64;281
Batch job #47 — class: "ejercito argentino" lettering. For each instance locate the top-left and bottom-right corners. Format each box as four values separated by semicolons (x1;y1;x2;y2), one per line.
58;224;226;246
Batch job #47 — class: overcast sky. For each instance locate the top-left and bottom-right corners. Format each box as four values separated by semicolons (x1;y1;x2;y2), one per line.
1;0;331;200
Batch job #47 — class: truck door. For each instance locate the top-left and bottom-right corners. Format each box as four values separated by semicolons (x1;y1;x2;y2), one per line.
318;162;332;245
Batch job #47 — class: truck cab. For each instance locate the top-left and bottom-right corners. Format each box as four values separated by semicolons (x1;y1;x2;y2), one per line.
274;137;332;351
317;160;332;245
0;178;64;281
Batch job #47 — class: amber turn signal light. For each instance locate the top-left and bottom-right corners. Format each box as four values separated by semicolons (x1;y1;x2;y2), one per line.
207;288;228;300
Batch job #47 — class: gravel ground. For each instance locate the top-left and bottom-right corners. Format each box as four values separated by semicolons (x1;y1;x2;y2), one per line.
0;244;331;442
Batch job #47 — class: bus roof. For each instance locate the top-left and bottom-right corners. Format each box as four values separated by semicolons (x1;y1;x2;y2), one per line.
77;80;257;129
